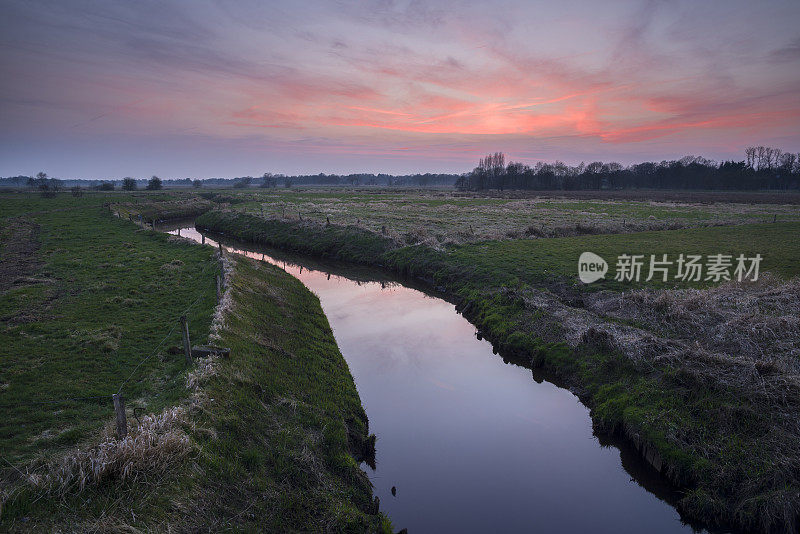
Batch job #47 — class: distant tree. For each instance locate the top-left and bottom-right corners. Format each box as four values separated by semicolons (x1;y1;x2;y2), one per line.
146;175;162;190
122;177;137;191
779;152;796;173
233;176;252;189
98;181;115;191
284;178;293;188
32;172;62;197
260;173;277;188
193;179;203;188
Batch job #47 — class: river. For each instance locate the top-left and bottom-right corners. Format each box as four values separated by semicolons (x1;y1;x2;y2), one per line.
166;223;714;533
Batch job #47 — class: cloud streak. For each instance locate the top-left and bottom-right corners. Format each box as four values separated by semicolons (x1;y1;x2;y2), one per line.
1;0;799;177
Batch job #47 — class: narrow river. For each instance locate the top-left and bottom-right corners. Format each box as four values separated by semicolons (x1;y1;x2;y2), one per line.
166;223;712;534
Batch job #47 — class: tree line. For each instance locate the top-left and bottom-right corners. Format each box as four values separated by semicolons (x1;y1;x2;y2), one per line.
456;147;800;191
1;172;460;189
5;146;799;192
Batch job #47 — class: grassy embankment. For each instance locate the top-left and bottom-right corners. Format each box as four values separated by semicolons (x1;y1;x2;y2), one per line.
112;195;214;223
1;193;386;532
197;209;800;533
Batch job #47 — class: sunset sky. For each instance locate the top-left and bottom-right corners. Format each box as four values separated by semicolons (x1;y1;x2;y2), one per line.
1;0;799;178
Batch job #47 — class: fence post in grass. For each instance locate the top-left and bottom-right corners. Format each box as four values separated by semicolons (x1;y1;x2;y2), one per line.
260;206;263;216
326;216;330;226
180;315;192;365
382;225;387;235
773;214;777;223
112;393;127;439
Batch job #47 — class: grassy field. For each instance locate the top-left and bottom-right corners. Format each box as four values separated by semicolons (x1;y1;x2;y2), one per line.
0;194;218;465
196;193;800;533
5;187;799;531
195;188;800;245
1;192;386;532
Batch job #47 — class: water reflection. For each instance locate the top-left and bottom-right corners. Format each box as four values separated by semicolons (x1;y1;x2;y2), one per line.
166;223;714;534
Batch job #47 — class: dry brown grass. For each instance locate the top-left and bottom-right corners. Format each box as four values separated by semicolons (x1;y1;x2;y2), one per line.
241;189;800;246
591;274;800;370
512;275;800;530
17;406;191;498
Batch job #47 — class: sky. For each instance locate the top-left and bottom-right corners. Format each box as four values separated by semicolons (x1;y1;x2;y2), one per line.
1;0;799;179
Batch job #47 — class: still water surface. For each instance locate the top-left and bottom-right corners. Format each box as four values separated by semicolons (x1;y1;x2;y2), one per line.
167;224;709;533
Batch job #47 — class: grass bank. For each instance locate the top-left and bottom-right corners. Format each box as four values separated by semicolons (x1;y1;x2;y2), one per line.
112;196;214;223
1;194;386;532
181;254;386;532
197;209;800;533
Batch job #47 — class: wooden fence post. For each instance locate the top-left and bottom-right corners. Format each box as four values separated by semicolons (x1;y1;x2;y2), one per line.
180;315;192;365
112;393;127;439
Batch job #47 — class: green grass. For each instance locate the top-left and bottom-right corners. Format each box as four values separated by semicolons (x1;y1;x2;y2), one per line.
198;210;800;291
1;194;217;465
185;255;387;532
1;192;387;532
442;221;800;290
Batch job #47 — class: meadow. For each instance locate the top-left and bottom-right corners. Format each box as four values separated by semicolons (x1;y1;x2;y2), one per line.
0;192;386;532
0;193;217;465
3;186;800;532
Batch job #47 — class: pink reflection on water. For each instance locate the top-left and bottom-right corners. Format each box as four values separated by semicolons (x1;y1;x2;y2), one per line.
167;224;702;534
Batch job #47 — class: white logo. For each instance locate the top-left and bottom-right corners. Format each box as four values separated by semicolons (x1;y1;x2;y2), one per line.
578;252;608;284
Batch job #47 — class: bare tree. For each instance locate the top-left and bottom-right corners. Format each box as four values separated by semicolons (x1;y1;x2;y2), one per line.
745;146;757;168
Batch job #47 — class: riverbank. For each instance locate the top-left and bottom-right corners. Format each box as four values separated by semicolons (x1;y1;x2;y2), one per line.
169;252;386;532
1;194;387;532
196;209;800;533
